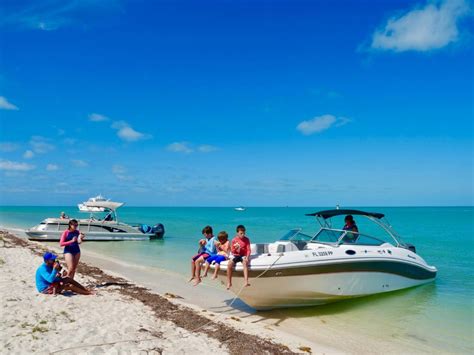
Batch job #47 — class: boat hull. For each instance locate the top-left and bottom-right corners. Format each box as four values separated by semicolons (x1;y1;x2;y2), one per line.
218;270;435;310
215;252;437;310
26;231;152;241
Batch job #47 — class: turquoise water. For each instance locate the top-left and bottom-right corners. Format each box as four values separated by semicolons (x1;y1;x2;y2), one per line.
1;206;473;351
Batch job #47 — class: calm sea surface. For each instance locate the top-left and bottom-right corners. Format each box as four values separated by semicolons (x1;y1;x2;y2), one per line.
1;206;473;352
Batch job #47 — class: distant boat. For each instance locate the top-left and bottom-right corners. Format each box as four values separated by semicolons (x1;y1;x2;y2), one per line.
235;206;246;211
78;194;110;212
27;198;165;241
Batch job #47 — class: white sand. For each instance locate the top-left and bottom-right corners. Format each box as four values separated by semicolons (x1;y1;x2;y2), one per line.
0;245;227;354
0;233;337;354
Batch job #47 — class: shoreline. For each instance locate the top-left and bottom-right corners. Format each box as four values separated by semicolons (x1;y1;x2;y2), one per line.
3;224;469;354
0;230;333;354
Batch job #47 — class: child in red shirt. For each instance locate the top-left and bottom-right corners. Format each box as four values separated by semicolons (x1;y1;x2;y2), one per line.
227;224;251;289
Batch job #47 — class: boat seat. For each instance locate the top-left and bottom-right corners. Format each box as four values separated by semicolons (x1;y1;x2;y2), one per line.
250;243;269;255
268;241;299;254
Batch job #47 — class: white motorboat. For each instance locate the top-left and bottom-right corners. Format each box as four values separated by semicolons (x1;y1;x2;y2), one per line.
26;200;165;241
234;206;246;211
78;194;110;212
213;209;437;310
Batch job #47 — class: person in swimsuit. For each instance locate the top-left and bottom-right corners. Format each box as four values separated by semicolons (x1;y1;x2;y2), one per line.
59;219;84;279
342;215;359;243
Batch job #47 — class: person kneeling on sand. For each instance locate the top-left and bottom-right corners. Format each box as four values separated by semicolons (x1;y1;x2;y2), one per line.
35;252;93;295
189;225;217;286
227;225;251;290
202;231;230;280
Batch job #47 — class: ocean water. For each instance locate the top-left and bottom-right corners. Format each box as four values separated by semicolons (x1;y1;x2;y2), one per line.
1;206;473;352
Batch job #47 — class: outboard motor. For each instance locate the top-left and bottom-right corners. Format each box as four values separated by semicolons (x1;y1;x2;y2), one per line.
151;223;165;239
404;243;417;254
139;224;152;234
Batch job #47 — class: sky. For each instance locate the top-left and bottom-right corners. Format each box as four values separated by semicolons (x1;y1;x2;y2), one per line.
0;0;473;206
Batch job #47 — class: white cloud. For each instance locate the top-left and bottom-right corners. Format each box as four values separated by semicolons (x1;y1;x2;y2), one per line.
371;0;471;52
166;142;193;154
29;136;55;154
23;150;35;159
112;164;126;174
165;142;219;154
111;164;135;182
117;126;145;141
335;117;352;127
46;163;59;171
0;159;35;171
0;0;121;32
0;142;20;152
0;96;19;110
198;144;219;153
297;114;351;135
111;121;150;142
116;174;135;182
89;113;109;122
63;138;77;145
71;159;88;168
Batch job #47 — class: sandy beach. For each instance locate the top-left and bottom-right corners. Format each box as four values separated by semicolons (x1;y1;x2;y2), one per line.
0;231;331;354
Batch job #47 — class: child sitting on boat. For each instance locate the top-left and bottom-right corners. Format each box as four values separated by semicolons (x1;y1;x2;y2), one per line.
189;225;217;286
227;225;251;290
202;231;230;280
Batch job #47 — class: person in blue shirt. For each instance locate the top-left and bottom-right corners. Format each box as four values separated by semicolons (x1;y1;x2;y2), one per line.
189;225;217;286
35;252;93;295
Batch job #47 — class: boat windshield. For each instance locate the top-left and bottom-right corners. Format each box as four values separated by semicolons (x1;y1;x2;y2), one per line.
311;228;393;246
280;229;313;241
279;229;313;250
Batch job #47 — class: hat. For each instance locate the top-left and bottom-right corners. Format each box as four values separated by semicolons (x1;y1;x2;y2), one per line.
43;252;57;261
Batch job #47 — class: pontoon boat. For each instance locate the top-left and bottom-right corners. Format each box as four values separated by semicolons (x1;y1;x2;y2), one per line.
26;200;165;241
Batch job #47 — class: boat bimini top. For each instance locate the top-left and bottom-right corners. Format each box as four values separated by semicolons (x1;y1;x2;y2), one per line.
303;209;409;250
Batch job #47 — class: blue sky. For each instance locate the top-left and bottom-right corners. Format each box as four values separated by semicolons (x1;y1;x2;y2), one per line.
0;0;472;206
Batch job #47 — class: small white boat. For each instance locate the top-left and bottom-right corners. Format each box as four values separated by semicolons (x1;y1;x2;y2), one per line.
234;206;246;211
26;200;165;241
213;209;437;310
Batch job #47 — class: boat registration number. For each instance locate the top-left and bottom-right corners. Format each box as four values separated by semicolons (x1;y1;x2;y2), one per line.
312;251;333;257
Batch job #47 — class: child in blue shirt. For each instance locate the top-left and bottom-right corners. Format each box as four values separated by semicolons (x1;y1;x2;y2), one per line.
189;225;217;286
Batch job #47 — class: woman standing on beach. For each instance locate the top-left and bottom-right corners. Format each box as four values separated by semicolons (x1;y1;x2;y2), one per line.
59;219;84;279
